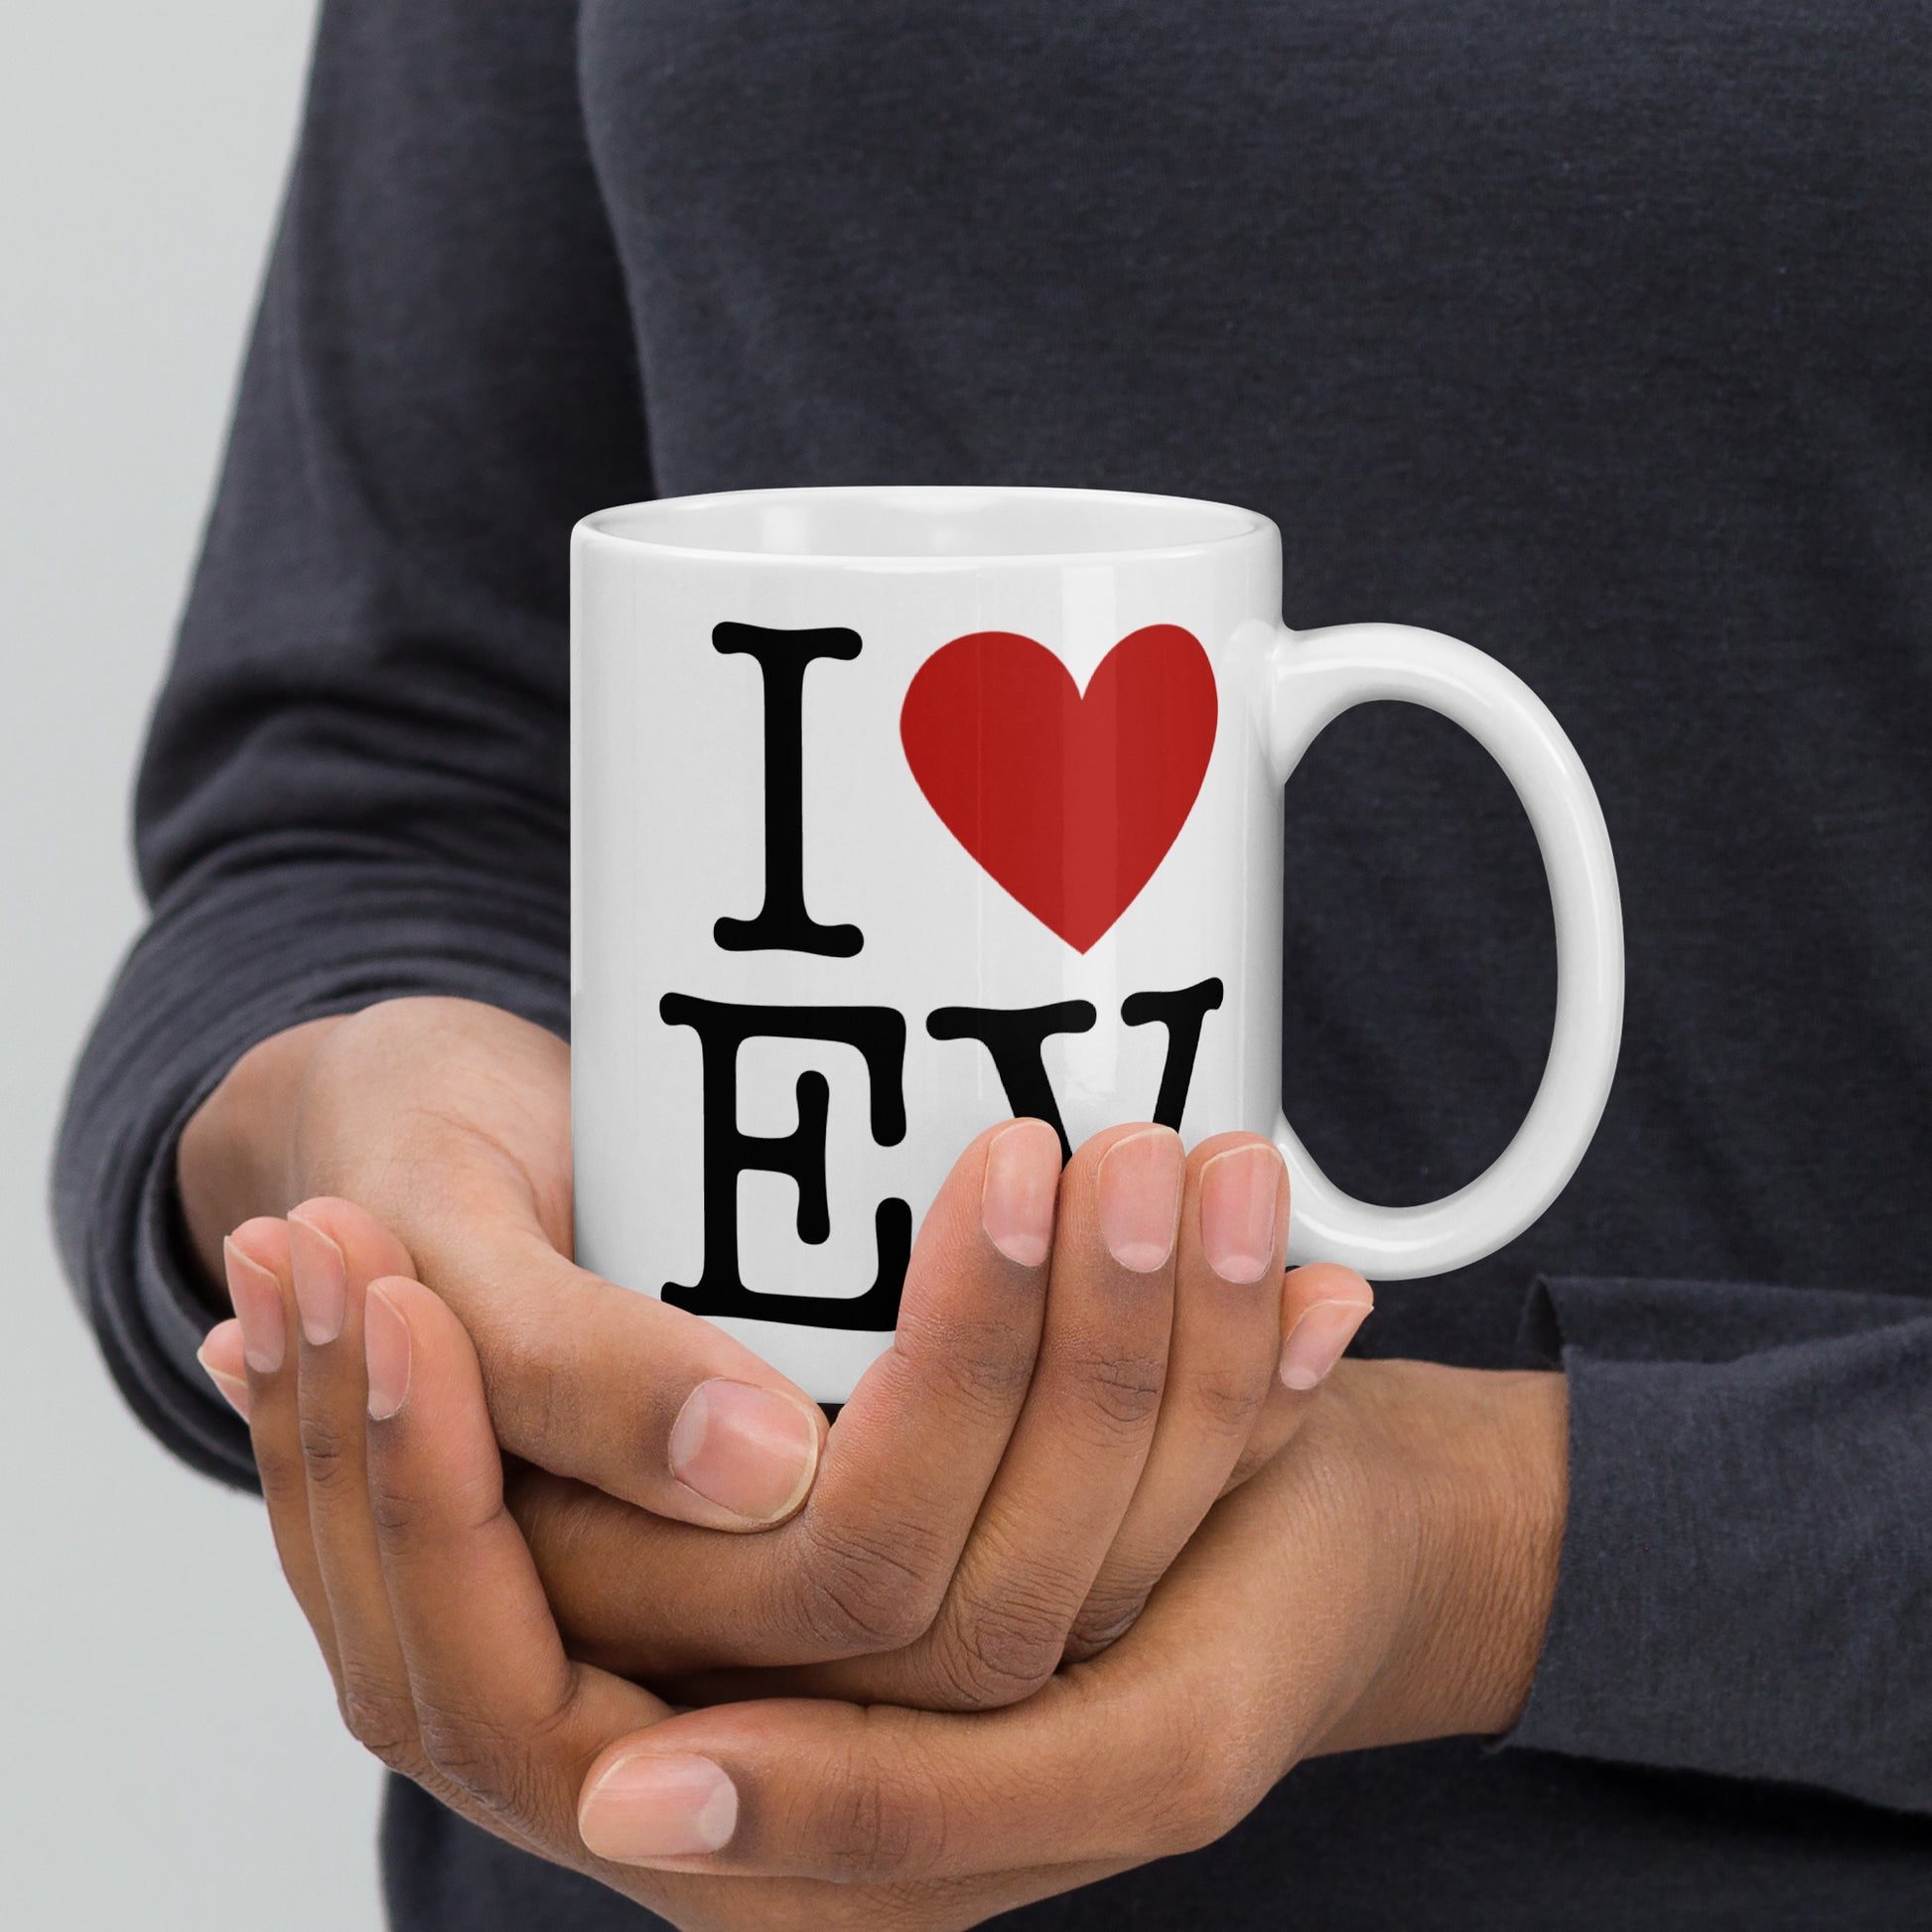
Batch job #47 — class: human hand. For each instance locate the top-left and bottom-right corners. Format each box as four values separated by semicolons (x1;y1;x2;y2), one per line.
179;997;830;1530
195;1256;1561;1932
200;1062;1373;1707
507;1120;1372;1706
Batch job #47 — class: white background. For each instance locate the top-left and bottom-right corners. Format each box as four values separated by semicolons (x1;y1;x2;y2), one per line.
0;4;385;1925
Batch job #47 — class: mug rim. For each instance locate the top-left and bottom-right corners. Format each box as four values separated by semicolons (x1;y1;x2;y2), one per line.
575;484;1273;567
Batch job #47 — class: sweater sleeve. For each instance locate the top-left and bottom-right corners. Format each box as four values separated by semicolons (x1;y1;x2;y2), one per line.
1499;1275;1932;1816
51;0;648;1489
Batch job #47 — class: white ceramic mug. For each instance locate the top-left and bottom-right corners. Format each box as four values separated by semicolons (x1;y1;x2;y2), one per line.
572;485;1622;1402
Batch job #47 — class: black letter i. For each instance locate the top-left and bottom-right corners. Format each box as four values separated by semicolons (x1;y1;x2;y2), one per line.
712;621;865;957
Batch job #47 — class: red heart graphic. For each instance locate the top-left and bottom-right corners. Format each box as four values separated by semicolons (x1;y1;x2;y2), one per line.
899;624;1218;952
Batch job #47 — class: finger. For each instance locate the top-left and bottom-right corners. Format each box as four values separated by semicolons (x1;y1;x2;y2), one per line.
215;1219;342;1685
1276;1263;1376;1395
688;1125;1187;1710
288;1196;416;1348
518;1121;1062;1676
411;1201;827;1532
196;1316;249;1421
285;1201;441;1781
1212;1263;1377;1496
1064;1134;1287;1660
896;1122;1182;1708
362;1275;673;1850
572;1455;1317;1886
573;1670;1224;1884
771;1118;1061;1652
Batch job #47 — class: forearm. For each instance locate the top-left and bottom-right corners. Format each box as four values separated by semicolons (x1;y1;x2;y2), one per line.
1303;1359;1569;1758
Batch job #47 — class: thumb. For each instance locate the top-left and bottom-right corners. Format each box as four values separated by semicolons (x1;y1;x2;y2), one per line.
293;1192;829;1534
438;1219;831;1533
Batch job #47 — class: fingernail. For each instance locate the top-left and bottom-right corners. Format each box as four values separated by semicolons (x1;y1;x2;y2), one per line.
981;1118;1060;1267
669;1380;821;1523
197;1321;251;1421
1198;1144;1285;1284
1280;1300;1371;1390
1096;1128;1183;1273
579;1751;738;1863
224;1237;286;1375
364;1285;412;1421
288;1212;347;1346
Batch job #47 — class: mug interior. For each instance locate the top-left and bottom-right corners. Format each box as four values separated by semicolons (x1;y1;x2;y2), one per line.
582;485;1263;563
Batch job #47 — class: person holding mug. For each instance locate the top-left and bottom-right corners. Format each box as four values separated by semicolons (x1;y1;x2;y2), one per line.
57;3;1931;1928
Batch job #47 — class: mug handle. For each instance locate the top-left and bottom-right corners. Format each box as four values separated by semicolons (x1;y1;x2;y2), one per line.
1258;621;1624;1278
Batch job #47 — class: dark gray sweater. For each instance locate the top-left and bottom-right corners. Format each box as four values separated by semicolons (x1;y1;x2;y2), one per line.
55;3;1932;1925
